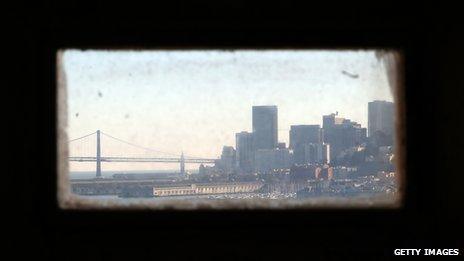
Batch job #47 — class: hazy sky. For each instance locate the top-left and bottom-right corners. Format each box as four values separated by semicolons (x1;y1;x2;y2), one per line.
63;50;393;171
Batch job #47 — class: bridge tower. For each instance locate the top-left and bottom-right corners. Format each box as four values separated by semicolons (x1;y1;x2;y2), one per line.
96;130;102;178
180;152;185;175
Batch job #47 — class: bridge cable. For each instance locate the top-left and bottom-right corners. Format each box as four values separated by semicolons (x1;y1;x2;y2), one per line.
100;131;182;157
68;131;97;143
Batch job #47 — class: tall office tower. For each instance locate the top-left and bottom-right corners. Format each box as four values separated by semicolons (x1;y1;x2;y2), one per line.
322;113;366;161
289;125;322;149
289;125;322;164
304;143;330;164
252;105;278;150
235;131;254;174
356;127;368;144
322;113;345;129
217;146;236;174
368;100;394;145
322;114;336;129
254;148;292;173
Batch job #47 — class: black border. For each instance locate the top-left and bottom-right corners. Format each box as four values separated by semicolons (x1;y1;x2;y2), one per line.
11;1;464;259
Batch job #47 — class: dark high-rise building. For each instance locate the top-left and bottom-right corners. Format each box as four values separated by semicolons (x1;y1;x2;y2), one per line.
304;143;330;164
289;125;322;164
322;113;367;161
368;100;394;137
368;100;394;146
323;114;336;129
322;113;345;129
289;125;322;149
254;148;292;173
235;131;254;173
217;146;236;174
252;105;278;150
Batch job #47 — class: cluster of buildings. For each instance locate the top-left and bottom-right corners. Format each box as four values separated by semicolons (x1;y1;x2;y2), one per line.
199;100;395;180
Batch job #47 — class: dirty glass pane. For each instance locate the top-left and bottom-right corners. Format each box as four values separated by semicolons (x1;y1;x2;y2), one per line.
57;50;403;209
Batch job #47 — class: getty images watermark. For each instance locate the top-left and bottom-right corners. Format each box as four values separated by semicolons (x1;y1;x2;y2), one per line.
394;249;460;256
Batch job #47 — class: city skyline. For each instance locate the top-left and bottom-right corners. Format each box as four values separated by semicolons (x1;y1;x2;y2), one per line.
63;50;394;171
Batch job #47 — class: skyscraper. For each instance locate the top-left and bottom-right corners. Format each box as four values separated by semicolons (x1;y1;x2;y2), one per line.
217;146;236;174
322;113;367;161
323;113;345;129
289;125;322;149
252;105;278;150
235;131;254;173
304;143;330;164
289;125;322;164
368;100;394;145
254;148;292;173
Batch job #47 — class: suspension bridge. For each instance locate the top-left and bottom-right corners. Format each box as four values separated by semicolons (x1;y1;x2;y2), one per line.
68;130;216;178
